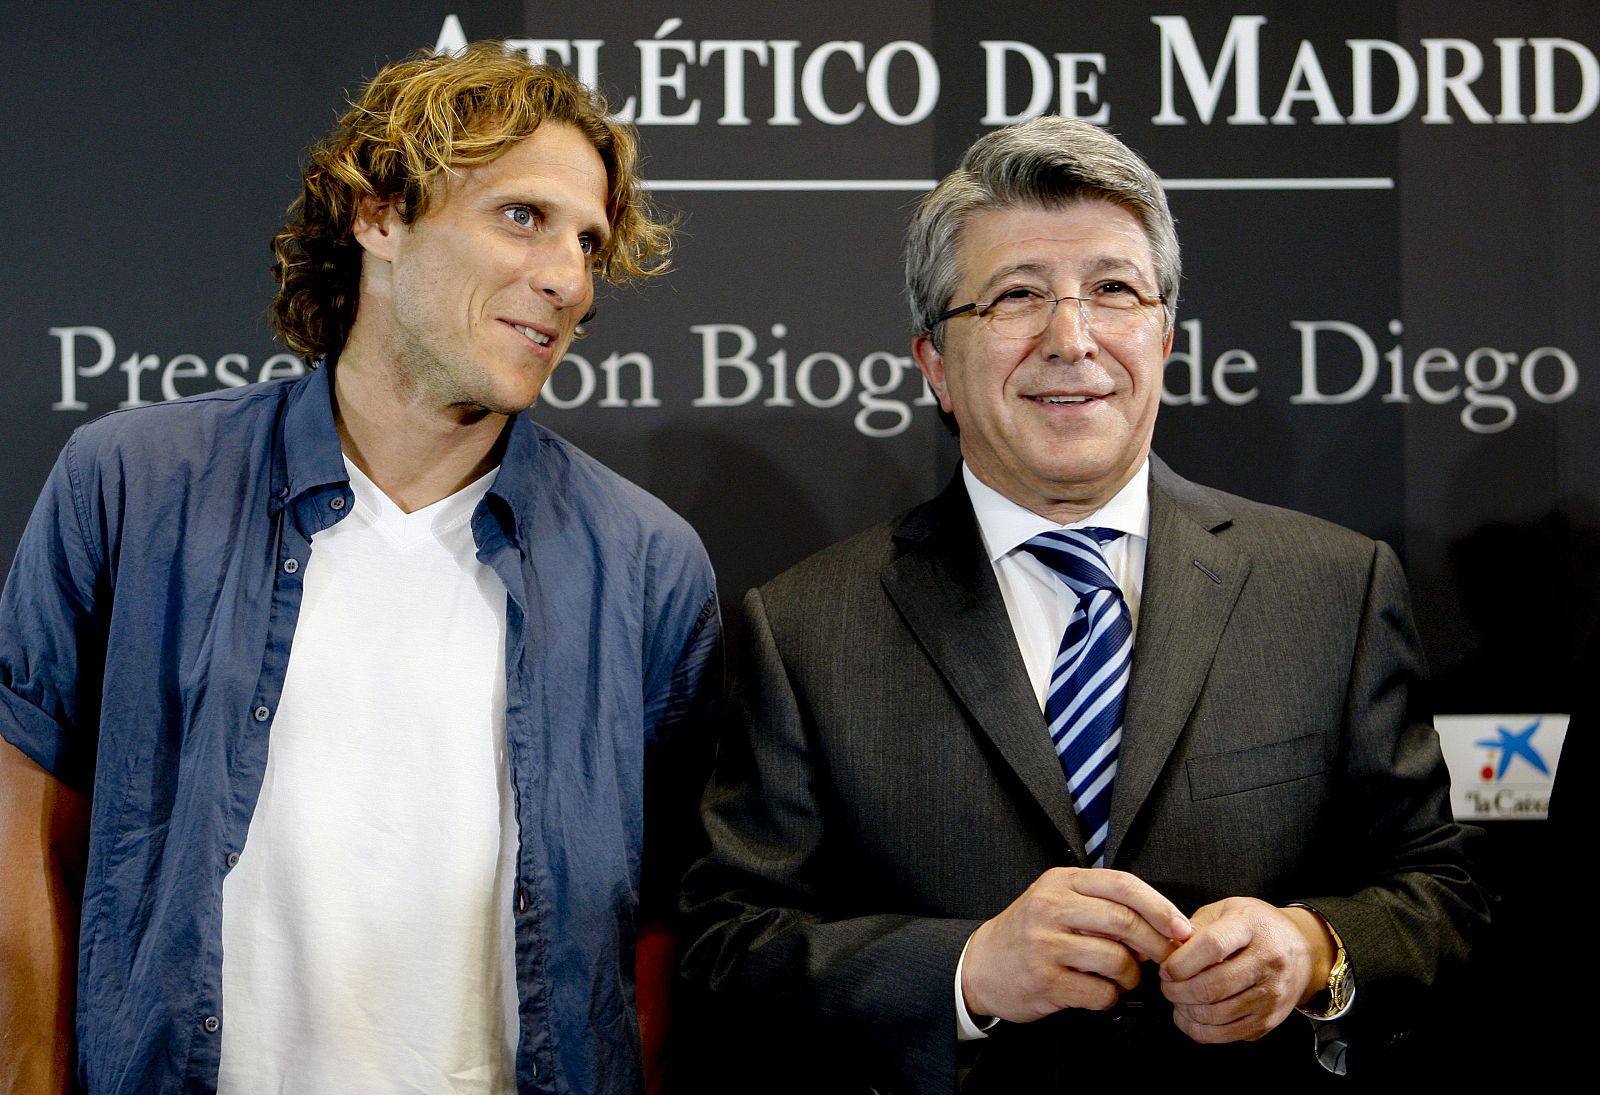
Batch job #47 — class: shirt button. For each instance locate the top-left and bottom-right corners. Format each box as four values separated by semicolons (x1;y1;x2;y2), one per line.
226;851;240;868
330;496;346;511
282;558;299;574
203;1015;220;1033
253;705;270;722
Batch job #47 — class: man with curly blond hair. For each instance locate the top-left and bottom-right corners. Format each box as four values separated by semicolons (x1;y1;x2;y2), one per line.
0;44;716;1095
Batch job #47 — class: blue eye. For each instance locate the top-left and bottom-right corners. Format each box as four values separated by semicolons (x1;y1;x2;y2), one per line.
579;234;599;257
506;206;537;228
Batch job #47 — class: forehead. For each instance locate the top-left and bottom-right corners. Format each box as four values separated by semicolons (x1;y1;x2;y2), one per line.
954;199;1155;291
434;121;610;219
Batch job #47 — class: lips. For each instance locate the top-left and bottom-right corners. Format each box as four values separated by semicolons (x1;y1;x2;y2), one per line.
1026;393;1105;406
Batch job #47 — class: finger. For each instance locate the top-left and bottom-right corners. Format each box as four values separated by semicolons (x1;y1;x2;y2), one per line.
963;910;1140;1022
1049;973;1139;1011
1043;968;1133;1013
1050;933;1143;991
1158;950;1257;1005
1203;987;1275;1030
1160;914;1254;982
1164;960;1260;1011
1172;1001;1274;1044
1067;869;1193;944
1051;893;1187;965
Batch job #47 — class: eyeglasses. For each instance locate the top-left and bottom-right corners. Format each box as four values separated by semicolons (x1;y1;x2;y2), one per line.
934;283;1166;340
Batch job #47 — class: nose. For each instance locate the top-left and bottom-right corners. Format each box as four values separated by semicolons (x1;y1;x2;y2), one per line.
1039;295;1097;360
530;232;594;311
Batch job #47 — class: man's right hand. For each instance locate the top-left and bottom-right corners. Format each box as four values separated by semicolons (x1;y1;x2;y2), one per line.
960;867;1192;1023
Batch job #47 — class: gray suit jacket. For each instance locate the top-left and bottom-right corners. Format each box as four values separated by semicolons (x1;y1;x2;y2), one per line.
680;457;1485;1091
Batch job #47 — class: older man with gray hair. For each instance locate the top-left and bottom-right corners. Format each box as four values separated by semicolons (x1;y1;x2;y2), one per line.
680;116;1484;1089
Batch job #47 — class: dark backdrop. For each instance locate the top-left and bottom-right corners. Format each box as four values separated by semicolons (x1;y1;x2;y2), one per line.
6;0;1589;1066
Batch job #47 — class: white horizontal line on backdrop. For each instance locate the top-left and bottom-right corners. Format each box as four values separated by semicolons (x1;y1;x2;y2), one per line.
645;179;937;191
643;177;1396;192
1163;177;1395;190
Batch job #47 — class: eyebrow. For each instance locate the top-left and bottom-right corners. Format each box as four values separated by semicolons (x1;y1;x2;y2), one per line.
973;255;1152;300
973;261;1050;300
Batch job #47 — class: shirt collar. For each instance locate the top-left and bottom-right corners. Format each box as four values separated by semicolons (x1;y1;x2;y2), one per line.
481;411;542;547
964;458;1151;564
279;361;544;547
279;361;353;505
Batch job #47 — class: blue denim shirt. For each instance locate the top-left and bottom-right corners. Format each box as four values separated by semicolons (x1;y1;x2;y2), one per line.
0;364;720;1094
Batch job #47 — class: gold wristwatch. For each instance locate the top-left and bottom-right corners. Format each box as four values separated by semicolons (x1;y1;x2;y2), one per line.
1296;912;1353;1019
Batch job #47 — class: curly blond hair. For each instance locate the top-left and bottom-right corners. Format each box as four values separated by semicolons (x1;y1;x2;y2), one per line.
271;42;673;360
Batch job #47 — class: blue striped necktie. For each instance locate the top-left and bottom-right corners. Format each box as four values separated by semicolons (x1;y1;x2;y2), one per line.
1023;528;1133;868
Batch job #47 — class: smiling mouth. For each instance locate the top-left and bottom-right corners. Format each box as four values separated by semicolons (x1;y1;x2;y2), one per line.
511;323;554;347
1029;395;1097;404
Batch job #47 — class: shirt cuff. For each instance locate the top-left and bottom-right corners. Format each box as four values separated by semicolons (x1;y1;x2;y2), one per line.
954;933;1001;1042
1310;1017;1350;1076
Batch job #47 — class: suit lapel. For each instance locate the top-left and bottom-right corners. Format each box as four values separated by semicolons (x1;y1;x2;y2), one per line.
1105;458;1250;866
881;478;1086;861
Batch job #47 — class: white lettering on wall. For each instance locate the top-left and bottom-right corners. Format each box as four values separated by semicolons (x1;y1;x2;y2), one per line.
1290;319;1578;433
46;322;1577;439
1150;15;1598;125
442;13;1597;130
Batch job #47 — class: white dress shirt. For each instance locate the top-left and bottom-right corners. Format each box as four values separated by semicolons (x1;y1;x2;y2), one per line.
965;461;1151;710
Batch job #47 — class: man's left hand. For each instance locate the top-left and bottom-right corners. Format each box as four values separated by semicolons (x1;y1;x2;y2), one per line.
1156;898;1334;1044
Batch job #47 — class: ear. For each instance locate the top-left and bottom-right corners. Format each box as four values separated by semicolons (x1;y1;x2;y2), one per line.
912;334;954;413
352;195;403;263
1161;321;1176;358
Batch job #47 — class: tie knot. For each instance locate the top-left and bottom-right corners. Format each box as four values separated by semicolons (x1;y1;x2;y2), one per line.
1023;528;1124;595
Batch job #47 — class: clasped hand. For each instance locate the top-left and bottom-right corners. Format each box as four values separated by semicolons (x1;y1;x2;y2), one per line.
961;871;1329;1044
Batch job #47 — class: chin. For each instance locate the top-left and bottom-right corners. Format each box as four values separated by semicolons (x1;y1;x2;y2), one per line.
490;391;544;416
479;368;557;416
453;385;540;419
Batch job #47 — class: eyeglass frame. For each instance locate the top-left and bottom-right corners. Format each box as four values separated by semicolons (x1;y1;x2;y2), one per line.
933;284;1168;338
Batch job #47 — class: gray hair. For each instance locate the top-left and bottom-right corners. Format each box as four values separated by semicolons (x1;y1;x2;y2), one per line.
905;116;1180;348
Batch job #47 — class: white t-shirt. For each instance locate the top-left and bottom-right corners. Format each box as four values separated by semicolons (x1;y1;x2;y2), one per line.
219;459;519;1093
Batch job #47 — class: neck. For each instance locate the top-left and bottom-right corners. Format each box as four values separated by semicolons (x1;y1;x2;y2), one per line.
964;457;1144;526
1031;496;1113;525
331;341;507;513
